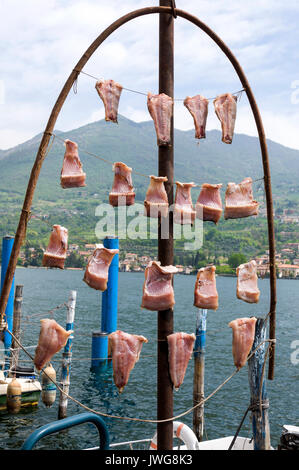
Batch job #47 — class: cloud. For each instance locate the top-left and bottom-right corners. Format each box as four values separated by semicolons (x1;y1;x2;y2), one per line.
0;0;298;151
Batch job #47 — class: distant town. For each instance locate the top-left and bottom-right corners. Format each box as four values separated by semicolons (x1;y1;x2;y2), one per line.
18;240;299;279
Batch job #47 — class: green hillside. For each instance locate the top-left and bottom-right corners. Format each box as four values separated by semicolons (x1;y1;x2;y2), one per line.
1;115;298;262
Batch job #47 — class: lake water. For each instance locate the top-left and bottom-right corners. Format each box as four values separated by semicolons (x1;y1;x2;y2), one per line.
0;268;298;450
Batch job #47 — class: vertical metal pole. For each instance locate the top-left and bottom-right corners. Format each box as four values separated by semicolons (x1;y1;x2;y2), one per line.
101;236;119;334
193;309;207;441
0;236;15;368
157;1;174;450
248;318;271;450
58;290;76;419
91;236;119;369
9;285;23;375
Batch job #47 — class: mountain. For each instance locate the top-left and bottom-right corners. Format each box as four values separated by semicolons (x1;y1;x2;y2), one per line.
1;115;299;205
1;115;298;260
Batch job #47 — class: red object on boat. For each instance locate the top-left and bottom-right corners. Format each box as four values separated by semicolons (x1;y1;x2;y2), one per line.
183;95;209;140
144;175;169;218
109;330;148;393
236;260;260;304
42;225;68;269
83;245;119;291
34;319;72;371
141;261;178;311
194;265;218;310
224;177;259;219
173;182;196;225
147;92;173;146
228;317;257;369
195;183;223;224
60;139;86;189
167;332;196;390
95;79;123;123
214;93;237;144
109;162;135;207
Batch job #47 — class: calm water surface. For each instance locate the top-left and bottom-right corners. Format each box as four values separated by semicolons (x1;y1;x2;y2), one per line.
0;268;298;450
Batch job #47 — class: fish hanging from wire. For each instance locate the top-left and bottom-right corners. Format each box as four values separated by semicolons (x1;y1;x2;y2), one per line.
147;92;173;146
173;182;196;225
34;319;73;371
213;93;237;144
109;330;148;393
224;177;259;219
183;95;209;140
228;317;257;369
141;261;178;311
144;175;169;218
194;265;219;310
236;260;260;304
167;332;196;390
195;183;223;224
42;225;68;269
95;79;123;123
60;139;86;188
109;162;135;207
83;245;119;291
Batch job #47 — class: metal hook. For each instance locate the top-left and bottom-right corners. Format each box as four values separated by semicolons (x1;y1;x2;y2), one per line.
170;0;177;19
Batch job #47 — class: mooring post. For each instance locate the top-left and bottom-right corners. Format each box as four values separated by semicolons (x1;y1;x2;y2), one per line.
58;290;76;419
91;236;119;369
0;236;15;369
9;285;23;376
157;0;174;450
248;317;271;450
193;309;207;441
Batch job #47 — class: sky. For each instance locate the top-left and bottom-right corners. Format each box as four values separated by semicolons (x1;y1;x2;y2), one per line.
1;0;299;150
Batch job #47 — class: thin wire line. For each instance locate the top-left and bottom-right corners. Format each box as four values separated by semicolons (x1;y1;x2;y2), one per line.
77;69;246;102
3;327;275;425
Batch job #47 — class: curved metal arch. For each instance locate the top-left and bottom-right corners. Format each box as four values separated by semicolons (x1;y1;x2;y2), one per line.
0;5;276;378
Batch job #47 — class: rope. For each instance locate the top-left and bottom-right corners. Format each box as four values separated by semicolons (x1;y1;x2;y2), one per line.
3;326;275;425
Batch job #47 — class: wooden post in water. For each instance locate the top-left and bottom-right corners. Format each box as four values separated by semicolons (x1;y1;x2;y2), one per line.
9;285;23;376
58;290;76;419
157;0;174;450
248;317;271;450
193;309;207;441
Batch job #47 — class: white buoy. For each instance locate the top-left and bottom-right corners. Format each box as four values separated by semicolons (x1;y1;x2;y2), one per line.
41;364;56;408
7;377;22;414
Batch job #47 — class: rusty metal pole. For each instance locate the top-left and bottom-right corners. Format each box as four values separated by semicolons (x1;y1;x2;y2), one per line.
157;0;174;450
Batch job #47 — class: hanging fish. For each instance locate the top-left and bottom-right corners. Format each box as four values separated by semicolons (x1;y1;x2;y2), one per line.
109;330;148;393
83;245;119;291
167;332;196;390
195;183;223;224
95;79;123;123
194;265;218;310
141;261;178;311
60;139;86;189
183;95;209;140
173;182;196;225
236;260;260;304
147;92;173;146
109;162;135;207
213;93;237;144
34;319;72;371
224;177;259;220
42;225;68;269
144;175;169;218
228;317;257;369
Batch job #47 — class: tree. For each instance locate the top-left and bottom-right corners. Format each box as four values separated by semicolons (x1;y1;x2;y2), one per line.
228;252;247;269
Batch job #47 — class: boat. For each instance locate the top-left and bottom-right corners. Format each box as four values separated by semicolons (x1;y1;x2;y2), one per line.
0;369;41;412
